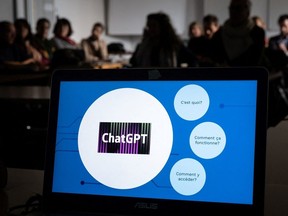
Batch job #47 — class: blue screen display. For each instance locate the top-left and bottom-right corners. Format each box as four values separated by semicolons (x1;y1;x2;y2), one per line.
52;80;257;205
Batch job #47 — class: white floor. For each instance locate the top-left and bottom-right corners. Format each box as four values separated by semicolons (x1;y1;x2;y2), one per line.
265;119;288;216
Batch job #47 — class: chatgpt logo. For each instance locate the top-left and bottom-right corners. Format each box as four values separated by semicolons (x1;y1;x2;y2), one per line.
98;122;151;154
78;88;173;189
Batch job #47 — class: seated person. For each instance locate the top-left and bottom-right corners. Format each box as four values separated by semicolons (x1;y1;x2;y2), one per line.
31;18;54;67
269;14;288;56
0;21;37;71
130;12;197;68
188;21;203;39
252;15;268;47
14;19;44;67
187;21;204;55
188;15;220;66
252;15;266;29
81;22;108;63
50;18;84;68
267;14;288;69
51;18;79;50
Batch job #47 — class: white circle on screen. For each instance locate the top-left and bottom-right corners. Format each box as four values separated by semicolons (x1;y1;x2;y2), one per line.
174;84;209;121
190;122;226;159
170;158;206;196
78;88;173;189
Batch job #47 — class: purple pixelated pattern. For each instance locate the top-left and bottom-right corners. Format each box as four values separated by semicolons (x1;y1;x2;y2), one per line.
98;122;150;154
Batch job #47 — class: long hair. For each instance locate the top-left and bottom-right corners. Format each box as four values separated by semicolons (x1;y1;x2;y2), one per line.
145;12;182;53
53;17;73;37
14;18;33;44
0;21;12;43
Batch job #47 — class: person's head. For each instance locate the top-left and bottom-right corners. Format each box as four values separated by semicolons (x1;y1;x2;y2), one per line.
203;15;219;39
188;22;202;38
145;12;174;38
14;18;32;41
36;18;50;39
229;0;252;26
144;12;181;51
252;16;266;29
53;18;73;38
91;22;104;40
0;21;16;45
278;14;288;37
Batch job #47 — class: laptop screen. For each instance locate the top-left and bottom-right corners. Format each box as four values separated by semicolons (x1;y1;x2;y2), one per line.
44;68;268;216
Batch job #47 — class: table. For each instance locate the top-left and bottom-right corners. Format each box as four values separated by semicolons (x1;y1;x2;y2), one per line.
0;72;51;85
1;167;288;216
0;86;50;99
93;62;124;69
1;168;44;216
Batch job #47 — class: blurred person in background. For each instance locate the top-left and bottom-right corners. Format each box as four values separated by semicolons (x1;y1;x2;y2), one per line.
0;21;38;71
51;18;79;50
252;15;268;47
32;18;54;67
188;21;203;38
187;15;220;66
14;19;43;67
130;12;197;67
203;14;220;40
269;14;288;56
211;0;265;66
81;22;108;63
266;14;288;69
50;18;84;68
187;21;204;59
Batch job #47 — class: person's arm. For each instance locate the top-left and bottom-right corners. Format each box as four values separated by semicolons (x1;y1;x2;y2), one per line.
26;41;42;63
99;40;108;60
278;41;288;56
2;58;37;70
268;36;280;51
129;43;141;67
81;40;99;63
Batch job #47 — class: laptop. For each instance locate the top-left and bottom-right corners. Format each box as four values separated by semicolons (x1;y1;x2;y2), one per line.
43;67;268;216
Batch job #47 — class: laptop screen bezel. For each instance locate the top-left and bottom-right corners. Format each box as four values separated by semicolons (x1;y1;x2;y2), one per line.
43;67;268;216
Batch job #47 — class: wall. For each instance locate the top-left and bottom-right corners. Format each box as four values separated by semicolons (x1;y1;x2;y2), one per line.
26;0;55;35
268;0;288;31
185;0;204;29
52;0;194;52
265;120;288;216
107;0;187;35
0;0;14;21
54;0;105;43
26;0;209;52
27;0;139;52
1;0;286;52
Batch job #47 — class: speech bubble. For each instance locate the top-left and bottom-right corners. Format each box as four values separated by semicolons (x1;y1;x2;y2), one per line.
190;122;226;159
170;158;206;196
174;84;210;121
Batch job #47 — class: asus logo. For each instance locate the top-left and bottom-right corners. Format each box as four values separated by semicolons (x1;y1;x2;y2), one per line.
148;69;161;79
134;202;158;210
